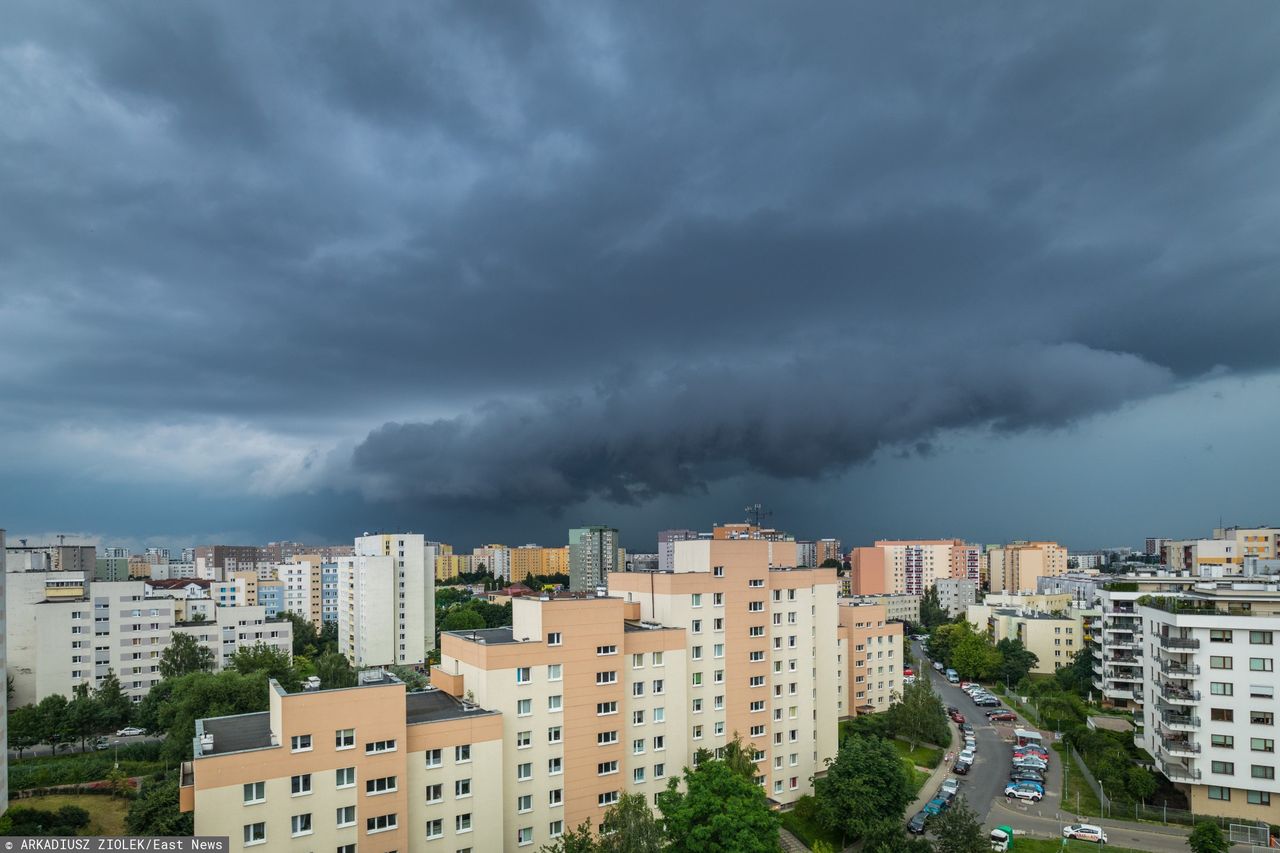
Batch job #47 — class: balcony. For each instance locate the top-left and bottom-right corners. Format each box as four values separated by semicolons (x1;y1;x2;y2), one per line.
1107;638;1142;650
1161;737;1201;757
1159;758;1202;783
1158;635;1200;650
1107;655;1142;667
1106;669;1141;683
1104;687;1137;700
1092;662;1104;676
1160;711;1200;731
1159;683;1201;705
1160;660;1200;679
1092;677;1105;691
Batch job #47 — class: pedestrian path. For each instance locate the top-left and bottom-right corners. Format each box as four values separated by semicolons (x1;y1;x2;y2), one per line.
906;718;960;816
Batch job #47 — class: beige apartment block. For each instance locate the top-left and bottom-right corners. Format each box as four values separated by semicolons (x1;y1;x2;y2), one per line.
987;541;1069;593
182;672;504;852
982;607;1093;675
843;593;920;626
849;540;977;596
836;601;904;716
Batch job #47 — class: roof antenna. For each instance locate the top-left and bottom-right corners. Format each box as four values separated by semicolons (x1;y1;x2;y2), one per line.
744;503;772;527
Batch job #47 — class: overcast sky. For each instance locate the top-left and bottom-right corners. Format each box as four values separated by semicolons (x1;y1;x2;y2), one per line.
3;3;1279;553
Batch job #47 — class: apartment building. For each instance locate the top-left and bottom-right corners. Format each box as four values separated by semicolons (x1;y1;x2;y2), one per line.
986;541;1069;593
1136;581;1280;822
658;530;701;573
815;539;842;567
510;545;570;583
983;607;1095;675
836;601;904;716
258;579;284;617
1161;538;1242;575
797;541;817;568
849;540;977;596
95;556;130;582
473;545;512;581
181;672;504;853
435;550;473;583
280;560;326;625
4;543;96;574
338;534;434;668
935;578;978;617
1214;527;1279;560
5;572;291;705
568;526;622;592
844;593;921;625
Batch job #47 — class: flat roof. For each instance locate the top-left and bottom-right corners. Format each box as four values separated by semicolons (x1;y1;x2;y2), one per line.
406;689;497;724
198;712;273;756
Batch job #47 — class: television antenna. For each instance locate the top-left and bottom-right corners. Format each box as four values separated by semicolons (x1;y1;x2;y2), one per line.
744;503;772;527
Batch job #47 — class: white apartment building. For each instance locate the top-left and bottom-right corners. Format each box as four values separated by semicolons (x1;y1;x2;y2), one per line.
1162;539;1242;575
1136;581;1280;822
280;561;321;624
6;573;292;705
473;545;512;581
338;534;434;669
935;578;978;617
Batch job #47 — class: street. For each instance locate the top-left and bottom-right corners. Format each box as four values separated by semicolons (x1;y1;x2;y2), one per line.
7;733;159;760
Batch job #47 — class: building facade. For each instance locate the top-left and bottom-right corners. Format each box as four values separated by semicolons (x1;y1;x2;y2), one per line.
935;578;978;618
986;541;1069;594
849;540;978;596
843;593;921;626
472;545;512;581
337;534;434;669
568;527;622;592
836;601;904;716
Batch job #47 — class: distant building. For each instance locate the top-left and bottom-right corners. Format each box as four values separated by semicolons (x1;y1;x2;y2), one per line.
95;556;131;582
849;539;978;595
815;538;842;566
472;544;512;581
509;545;569;583
338;534;433;668
986;541;1069;594
625;553;659;572
568;526;621;591
843;593;921;626
797;541;818;567
934;578;978;617
658;529;700;573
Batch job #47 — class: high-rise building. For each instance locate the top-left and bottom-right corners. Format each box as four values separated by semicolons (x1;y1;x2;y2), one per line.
338;534;434;668
1145;538;1169;557
934;578;978;617
95;555;131;582
100;546;130;559
986;541;1069;593
815;538;842;566
568;526;621;591
280;560;325;625
849;539;978;596
510;545;570;584
3;542;95;574
796;541;818;568
1213;527;1280;560
836;600;903;715
472;545;512;581
435;548;473;583
657;529;699;573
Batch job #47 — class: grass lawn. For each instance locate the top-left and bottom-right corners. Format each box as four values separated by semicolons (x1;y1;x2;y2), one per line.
892;739;944;769
904;760;931;797
778;806;842;850
1013;838;1145;853
18;794;129;836
1052;743;1104;818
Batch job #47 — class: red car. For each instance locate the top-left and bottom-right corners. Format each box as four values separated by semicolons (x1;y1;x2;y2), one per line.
987;711;1017;722
950;712;966;724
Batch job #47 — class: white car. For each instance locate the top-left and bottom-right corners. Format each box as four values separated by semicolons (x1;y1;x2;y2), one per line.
1004;784;1043;802
116;727;146;737
1063;825;1108;844
941;778;959;795
1012;758;1047;771
964;738;977;752
959;748;975;763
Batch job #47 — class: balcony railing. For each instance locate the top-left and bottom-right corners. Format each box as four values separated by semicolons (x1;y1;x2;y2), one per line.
1160;714;1200;732
1159;683;1201;705
1158;635;1200;650
1140;596;1280;619
1161;737;1201;756
1106;655;1142;666
1160;660;1200;678
1160;759;1202;782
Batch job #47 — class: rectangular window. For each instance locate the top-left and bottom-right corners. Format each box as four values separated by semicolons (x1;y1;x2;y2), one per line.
517;666;532;683
655;762;666;778
547;632;562;646
365;775;396;795
335;806;355;828
633;681;645;697
597;671;617;685
749;626;765;637
1211;629;1233;643
748;601;764;612
1250;658;1274;672
1212;761;1234;774
456;813;473;833
633;710;646;725
291;774;312;796
1211;682;1234;696
426;783;443;803
1252;765;1276;780
750;675;765;687
633;738;645;754
1211;656;1232;669
456;744;471;763
364;739;396;754
243;823;266;846
1253;711;1275;726
290;734;312;752
653;651;664;666
691;594;702;608
597;645;617;656
456;778;472;798
597;701;618;716
598;760;618;776
692;619;702;634
632;653;644;668
335;728;354;750
517;762;532;781
547;664;562;681
518;794;533;813
1253;739;1275;753
692;646;703;661
517;698;532;716
1251;631;1273;645
290;813;312;837
1208;787;1231;801
598;731;618;745
425;749;442;768
550;819;564;837
518;827;533;846
242;781;265;804
598;791;619;807
548;726;562;744
691;672;702;686
1212;734;1235;748
426;818;443;839
654;707;665;723
549;757;563;775
654;735;665;751
549;788;563;807
1212;708;1235;722
517;731;532;748
1248;791;1272;805
548;695;562;712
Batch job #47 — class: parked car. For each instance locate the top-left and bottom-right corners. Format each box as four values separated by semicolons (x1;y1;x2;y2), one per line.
960;723;974;735
987;711;1017;722
1015;744;1049;755
1013;750;1049;763
1004;784;1043;802
923;798;948;816
975;697;1001;707
964;738;977;753
941;778;960;795
1063;824;1108;844
1012;759;1047;771
907;811;929;834
950;712;966;724
116;726;146;737
93;738;110;751
953;760;971;775
1008;780;1044;794
958;748;975;764
936;789;956;808
946;705;959;715
1009;769;1045;784
933;661;945;671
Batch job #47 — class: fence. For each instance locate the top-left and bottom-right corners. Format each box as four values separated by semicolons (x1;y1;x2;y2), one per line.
1067;745;1111;817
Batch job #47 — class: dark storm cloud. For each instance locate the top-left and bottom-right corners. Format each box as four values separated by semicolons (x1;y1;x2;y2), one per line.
3;1;1280;520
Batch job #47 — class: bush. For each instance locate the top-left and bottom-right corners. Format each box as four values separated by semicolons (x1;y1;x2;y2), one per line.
9;754;163;791
3;804;92;836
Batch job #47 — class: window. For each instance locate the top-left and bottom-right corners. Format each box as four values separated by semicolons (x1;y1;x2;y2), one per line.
291;813;313;837
517;762;532;781
365;776;396;795
243;823;266;846
598;731;618;745
456;744;471;763
1250;658;1274;672
751;700;765;712
517;666;532;683
693;725;703;739
456;813;473;833
748;601;764;612
633;681;645;697
692;619;702;634
291;734;312;752
1208;787;1231;801
335;728;355;750
750;675;765;687
455;778;472;798
653;651;664;666
425;749;442;768
633;767;646;783
692;698;703;713
691;672;702;686
749;650;763;662
1253;739;1275;753
365;739;396;754
1211;629;1233;643
633;738;646;754
597;671;617;685
426;818;443;839
338;845;356;853
598;791;619;807
518;794;533;813
517;698;533;716
548;695;562;712
517;730;532;748
291;774;312;796
1211;682;1234;696
1211;656;1232;670
713;566;724;577
655;762;666;778
749;578;764;587
548;757;563;774
1254;711;1275;726
713;592;724;606
243;782;265;804
1248;791;1272;806
547;632;562;646
749;626;765;637
549;788;563;807
336;806;355;828
1252;685;1275;699
1212;761;1235;774
1212;734;1235;749
597;645;617;656
548;664;562;681
654;735;665;750
426;783;443;803
714;669;724;684
598;760;618;776
518;827;533;846
692;646;703;661
1251;631;1273;645
1212;708;1235;722
633;710;646;725
548;726;562;744
1253;765;1276;780
654;707;664;723
597;701;618;716
692;594;702;608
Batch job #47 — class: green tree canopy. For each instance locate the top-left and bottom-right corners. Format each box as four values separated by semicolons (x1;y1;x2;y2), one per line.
230;643;300;691
8;704;44;756
951;631;1001;680
820;558;843;569
930;796;988;853
314;651;358;689
814;734;912;845
538;821;597;853
125;777;194;836
887;676;949;750
95;669;134;731
994;637;1039;685
34;693;71;747
599;792;663;853
158;632;215;680
1188;821;1230;853
64;683;105;749
920;585;949;630
146;670;271;762
441;608;487;632
658;758;780;853
278;611;320;657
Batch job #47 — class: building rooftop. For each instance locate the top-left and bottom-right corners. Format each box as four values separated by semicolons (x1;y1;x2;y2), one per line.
406;688;497;724
196;712;273;756
447;626;519;644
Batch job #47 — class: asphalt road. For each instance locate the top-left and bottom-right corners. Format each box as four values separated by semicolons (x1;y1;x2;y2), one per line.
8;733;159;760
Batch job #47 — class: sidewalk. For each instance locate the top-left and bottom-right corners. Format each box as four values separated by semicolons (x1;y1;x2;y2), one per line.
906;720;960;815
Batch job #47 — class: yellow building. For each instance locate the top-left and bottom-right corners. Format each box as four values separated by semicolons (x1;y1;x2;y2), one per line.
981;605;1095;675
510;545;570;583
987;541;1068;593
435;552;473;583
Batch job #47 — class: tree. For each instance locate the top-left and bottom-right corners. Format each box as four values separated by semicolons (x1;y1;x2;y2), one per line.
538;821;597;853
814;734;912;845
599;792;663;853
861;820;934;853
8;704;42;756
230;643;300;691
888;677;949;750
64;683;104;750
125;777;194;836
158;632;215;679
34;693;71;747
820;558;842;569
314;652;357;689
441;608;486;632
930;796;987;853
1054;647;1096;697
146;670;271;762
951;631;1000;680
920;585;949;630
95;670;133;731
694;735;756;781
658;758;780;853
1188;821;1230;853
994;638;1038;686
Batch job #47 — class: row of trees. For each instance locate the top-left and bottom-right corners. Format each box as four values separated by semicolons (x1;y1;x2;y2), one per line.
540;738;780;853
927;621;1039;685
8;673;134;756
